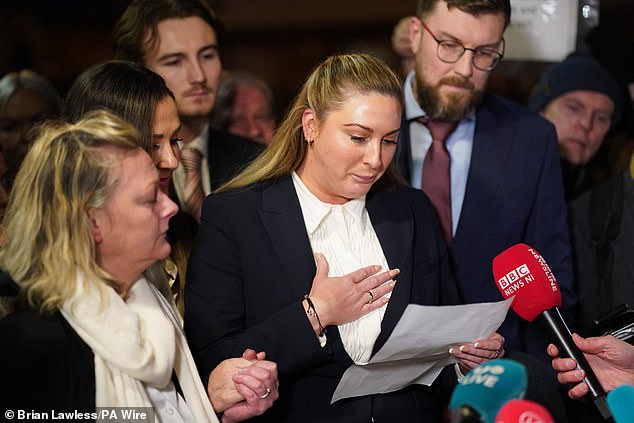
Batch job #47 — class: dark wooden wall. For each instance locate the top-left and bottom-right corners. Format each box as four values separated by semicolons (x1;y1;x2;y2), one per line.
1;0;632;116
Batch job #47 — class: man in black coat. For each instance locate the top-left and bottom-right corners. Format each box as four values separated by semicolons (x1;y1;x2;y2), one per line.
111;0;263;216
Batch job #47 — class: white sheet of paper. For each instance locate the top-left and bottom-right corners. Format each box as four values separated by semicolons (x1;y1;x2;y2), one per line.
331;298;513;403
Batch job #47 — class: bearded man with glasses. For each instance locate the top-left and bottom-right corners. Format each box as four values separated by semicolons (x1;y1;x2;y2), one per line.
396;0;576;366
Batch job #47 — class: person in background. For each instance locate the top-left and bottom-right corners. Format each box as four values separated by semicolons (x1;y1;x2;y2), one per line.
391;16;416;78
111;0;263;220
567;149;634;338
185;52;504;422
396;0;575;362
210;70;276;145
0;110;278;422
585;23;634;179
548;334;634;399
529;60;632;409
527;45;626;423
0;69;62;209
528;53;623;201
62;60;192;314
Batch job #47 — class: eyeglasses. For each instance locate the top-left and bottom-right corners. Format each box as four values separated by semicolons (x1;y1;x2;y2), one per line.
420;20;504;71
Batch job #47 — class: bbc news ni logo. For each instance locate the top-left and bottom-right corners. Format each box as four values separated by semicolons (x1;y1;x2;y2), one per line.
497;263;534;293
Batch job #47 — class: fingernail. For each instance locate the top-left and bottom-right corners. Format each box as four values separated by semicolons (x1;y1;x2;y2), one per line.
459;345;465;352
473;342;480;348
449;348;454;354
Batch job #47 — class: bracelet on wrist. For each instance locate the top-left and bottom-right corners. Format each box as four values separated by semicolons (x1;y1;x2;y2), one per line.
303;294;326;337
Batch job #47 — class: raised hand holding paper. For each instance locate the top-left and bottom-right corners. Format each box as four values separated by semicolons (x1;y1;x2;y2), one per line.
331;300;511;403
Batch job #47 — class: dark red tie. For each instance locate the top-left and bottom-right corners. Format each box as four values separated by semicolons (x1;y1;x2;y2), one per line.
421;119;457;245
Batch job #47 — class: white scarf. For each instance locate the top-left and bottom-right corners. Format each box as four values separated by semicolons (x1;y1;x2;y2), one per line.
60;276;218;423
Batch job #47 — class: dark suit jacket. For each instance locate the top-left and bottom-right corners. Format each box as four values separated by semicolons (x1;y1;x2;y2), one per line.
185;176;460;422
0;308;96;410
569;171;634;335
397;93;576;359
207;128;264;190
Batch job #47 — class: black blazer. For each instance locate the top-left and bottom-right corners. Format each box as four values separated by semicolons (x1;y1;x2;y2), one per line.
207;129;264;190
569;171;634;335
185;176;460;422
0;308;96;410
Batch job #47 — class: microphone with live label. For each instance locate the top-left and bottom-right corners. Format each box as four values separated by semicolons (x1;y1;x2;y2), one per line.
449;358;527;423
494;399;554;423
492;243;612;419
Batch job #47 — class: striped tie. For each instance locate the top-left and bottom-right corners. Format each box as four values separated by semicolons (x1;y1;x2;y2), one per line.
180;147;205;221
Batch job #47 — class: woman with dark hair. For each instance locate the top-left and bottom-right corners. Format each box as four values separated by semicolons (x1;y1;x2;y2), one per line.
64;59;190;314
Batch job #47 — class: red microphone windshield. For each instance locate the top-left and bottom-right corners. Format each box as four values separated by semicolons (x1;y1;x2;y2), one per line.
492;243;561;321
495;399;554;423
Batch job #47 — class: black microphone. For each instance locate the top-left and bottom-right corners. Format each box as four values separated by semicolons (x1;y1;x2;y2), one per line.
492;243;612;420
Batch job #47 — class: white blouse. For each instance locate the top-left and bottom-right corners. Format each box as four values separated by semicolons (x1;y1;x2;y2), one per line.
292;172;391;364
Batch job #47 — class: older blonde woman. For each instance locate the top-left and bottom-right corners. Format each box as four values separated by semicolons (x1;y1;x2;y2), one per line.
0;111;277;422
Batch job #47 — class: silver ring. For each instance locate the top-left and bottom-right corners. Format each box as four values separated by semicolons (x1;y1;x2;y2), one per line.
367;290;374;304
494;350;500;358
259;387;271;399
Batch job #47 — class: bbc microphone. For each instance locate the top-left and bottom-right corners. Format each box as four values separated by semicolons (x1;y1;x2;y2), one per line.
607;384;634;423
492;243;611;419
449;358;527;423
494;399;554;423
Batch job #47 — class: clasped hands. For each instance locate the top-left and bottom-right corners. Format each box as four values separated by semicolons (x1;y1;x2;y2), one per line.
208;349;278;423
